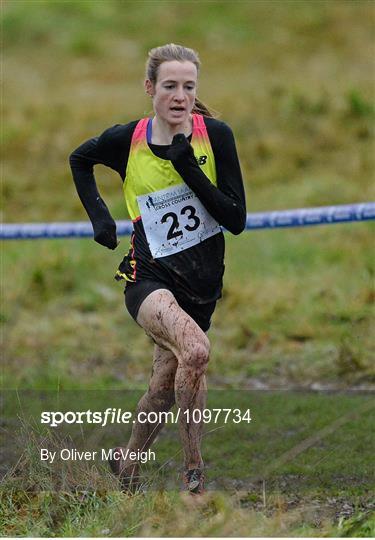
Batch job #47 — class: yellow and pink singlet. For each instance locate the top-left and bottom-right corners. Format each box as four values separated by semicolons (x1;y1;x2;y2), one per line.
116;114;221;282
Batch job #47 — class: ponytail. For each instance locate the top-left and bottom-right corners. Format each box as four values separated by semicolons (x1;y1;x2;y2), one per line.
192;97;219;118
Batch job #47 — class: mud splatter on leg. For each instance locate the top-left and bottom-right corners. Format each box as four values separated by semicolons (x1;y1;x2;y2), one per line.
136;289;211;470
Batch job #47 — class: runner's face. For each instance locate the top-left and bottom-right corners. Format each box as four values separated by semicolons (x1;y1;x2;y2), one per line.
150;61;197;126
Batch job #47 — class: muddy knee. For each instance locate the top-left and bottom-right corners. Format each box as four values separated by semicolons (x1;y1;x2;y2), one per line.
181;337;210;378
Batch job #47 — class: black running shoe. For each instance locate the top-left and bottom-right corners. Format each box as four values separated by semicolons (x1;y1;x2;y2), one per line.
183;468;205;494
108;447;140;494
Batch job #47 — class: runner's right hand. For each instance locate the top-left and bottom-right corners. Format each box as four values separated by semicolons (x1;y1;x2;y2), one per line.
93;218;118;249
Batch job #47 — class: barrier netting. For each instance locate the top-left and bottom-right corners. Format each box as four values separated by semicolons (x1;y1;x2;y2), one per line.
1;202;374;240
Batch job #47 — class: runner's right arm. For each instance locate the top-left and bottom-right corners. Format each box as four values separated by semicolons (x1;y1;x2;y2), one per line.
69;123;136;248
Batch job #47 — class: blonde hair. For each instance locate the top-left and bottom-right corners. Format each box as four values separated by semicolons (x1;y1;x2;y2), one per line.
146;43;216;118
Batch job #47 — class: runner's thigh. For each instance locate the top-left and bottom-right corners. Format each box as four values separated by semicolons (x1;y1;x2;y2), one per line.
136;289;209;361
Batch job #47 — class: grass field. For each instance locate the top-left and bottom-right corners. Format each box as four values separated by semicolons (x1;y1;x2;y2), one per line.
1;389;374;536
1;0;375;536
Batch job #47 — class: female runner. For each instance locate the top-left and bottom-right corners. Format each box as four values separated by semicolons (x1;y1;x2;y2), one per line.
70;43;246;494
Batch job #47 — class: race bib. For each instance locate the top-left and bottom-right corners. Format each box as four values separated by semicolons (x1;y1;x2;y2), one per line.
137;183;221;258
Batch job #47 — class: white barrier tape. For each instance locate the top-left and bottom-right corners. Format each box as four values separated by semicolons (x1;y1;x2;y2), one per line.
1;203;374;240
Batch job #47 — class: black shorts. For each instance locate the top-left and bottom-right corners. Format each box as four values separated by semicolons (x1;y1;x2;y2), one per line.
124;280;216;332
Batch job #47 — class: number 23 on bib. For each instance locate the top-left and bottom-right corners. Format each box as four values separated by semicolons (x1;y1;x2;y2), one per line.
137;183;221;258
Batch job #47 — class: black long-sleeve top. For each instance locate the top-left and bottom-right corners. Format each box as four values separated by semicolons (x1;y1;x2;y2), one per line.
70;116;246;303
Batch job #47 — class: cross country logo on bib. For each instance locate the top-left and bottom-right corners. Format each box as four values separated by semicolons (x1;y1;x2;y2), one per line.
137;184;221;258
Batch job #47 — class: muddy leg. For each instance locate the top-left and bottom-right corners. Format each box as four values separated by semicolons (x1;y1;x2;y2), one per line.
127;344;177;452
136;289;210;470
113;344;177;485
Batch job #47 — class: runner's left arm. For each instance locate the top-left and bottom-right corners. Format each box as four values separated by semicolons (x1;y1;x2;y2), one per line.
167;124;246;234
